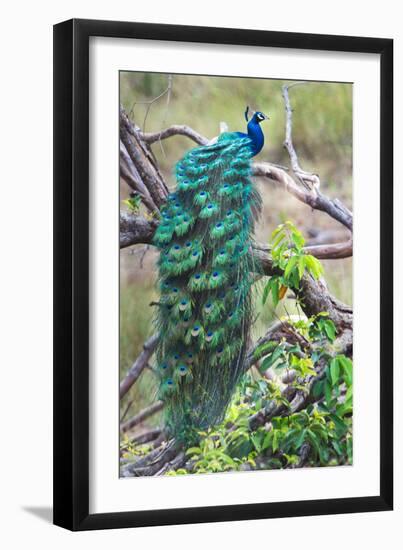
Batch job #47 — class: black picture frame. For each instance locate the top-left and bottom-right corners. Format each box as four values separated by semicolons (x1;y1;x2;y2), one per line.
53;18;393;531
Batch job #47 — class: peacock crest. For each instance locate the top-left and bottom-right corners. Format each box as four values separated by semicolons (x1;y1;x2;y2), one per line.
153;109;268;442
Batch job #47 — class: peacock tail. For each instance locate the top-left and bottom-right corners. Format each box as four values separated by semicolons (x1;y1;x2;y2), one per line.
152;131;262;443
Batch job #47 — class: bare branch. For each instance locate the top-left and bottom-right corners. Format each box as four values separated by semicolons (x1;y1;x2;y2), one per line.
119;212;156;248
120;140;159;214
119;333;159;399
130;428;163;445
121;401;164;432
253;162;353;232
121;439;179;477
140;125;209;146
303;238;353;259
120;108;169;209
255;238;353;262
282;83;320;189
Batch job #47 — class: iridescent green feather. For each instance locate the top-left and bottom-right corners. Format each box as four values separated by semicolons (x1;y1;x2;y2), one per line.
152;133;261;443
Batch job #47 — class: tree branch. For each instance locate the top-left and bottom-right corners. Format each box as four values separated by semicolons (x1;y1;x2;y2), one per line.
282;83;321;189
253;162;353;232
119;333;159;399
120;108;169;209
120;212;156;248
121;401;164;432
140;125;209;146
120;140;160;214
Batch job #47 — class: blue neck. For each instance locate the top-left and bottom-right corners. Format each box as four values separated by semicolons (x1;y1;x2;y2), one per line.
247;119;264;156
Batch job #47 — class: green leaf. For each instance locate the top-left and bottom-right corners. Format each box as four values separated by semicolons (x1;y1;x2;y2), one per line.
332;440;343;456
291;231;305;251
322;319;337;342
304;255;324;279
297;255;306;280
260;345;284;371
284;255;298;281
294;428;307;450
250;433;262;453
312;380;324;399
272;430;279;453
254;341;277;359
261;431;273;451
329;413;348;435
347;436;353;462
306;429;321;457
324;380;333;407
339;355;353;386
262;281;271;305
330;357;341;386
271;278;280;307
186;447;202;456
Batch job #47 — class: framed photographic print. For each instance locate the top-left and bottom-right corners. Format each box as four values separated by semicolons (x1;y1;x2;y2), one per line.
53;19;393;530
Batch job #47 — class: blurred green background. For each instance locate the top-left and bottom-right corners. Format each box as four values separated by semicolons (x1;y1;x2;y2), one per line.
119;72;352;427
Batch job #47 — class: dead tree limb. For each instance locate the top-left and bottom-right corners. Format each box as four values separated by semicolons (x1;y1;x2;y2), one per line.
120;108;169;210
120;212;156;248
119;333;159;399
140;126;209;146
130;428;163;445
121;401;164;433
282;83;321;190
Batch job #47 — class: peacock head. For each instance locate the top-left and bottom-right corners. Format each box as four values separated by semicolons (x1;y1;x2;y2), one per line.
245;105;269;124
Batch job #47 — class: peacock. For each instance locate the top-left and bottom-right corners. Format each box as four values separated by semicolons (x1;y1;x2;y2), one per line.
152;107;269;443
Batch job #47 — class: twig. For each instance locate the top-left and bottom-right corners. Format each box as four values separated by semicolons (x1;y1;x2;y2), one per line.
119;334;159;399
120;140;159;214
121;401;164;432
253;162;353;232
131;428;163;445
282;83;320;190
129;75;173;133
120;397;134;423
140;125;209;146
